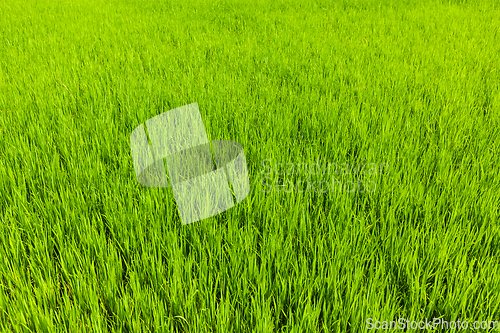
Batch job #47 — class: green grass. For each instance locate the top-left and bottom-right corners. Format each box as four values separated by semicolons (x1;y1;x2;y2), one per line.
1;0;500;331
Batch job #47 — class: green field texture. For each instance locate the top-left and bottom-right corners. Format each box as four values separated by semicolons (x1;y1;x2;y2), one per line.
1;0;500;331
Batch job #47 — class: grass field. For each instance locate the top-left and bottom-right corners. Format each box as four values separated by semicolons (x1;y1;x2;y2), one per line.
1;0;500;331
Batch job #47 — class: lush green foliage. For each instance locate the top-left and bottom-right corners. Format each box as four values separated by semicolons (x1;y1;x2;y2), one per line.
1;0;499;331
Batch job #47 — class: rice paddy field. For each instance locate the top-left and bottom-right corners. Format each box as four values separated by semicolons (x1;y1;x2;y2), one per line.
1;0;500;331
